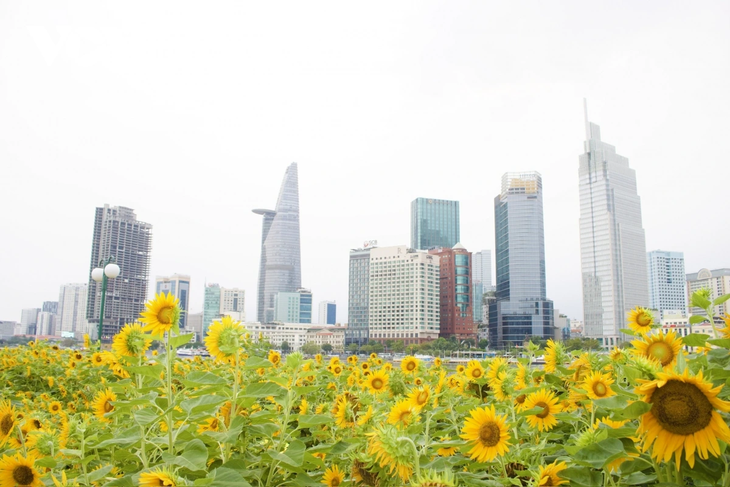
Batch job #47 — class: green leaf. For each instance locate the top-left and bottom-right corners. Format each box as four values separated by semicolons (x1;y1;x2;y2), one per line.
182;371;229;386
683;333;710;346
572;438;625;468
207;467;253;487
689;315;710;325
708;339;730;349
594;395;628;410
172;439;209;471
91;427;141;448
611;401;652;420
691;291;712;309
133;408;159;426
712;293;730;307
180;395;227;415
268;439;306;469
297;414;334;428
88;465;113;481
171;333;194;348
242;356;273;370
558;466;603;487
622;472;658;485
620;328;638;336
242;381;287;398
35;457;57;468
126;365;165;380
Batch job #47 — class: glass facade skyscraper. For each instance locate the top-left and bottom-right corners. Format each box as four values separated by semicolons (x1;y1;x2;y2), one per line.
411;198;460;250
579;104;648;346
346;247;371;345
489;172;553;348
254;163;302;323
647;250;687;319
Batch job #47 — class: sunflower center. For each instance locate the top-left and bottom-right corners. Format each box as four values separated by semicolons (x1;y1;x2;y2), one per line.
478;421;501;446
515;394;526;405
406;362;416;371
637;313;652;327
158;307;174;324
592;382;608;397
13;465;35;485
331;477;341;487
646;342;674;366
535;402;551;419
651;380;712;435
104;400;114;413
399;410;411;422
417;391;429;405
0;413;16;436
472;369;483;379
372;378;384;390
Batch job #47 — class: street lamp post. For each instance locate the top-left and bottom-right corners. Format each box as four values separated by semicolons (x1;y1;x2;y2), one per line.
91;256;120;343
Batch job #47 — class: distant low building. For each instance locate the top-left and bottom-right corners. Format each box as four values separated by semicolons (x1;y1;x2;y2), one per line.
0;321;16;339
245;322;346;352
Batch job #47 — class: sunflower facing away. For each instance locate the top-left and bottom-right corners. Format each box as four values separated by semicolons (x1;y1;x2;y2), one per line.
92;388;117;422
582;371;616;400
139;468;176;487
523;389;562;432
544;339;559;373
366;424;414;482
460;404;511;462
321;464;345;487
400;356;420;375
139;292;181;336
636;369;730;467
0;401;17;447
627;306;655;335
112;323;152;357
632;330;683;370
536;460;568;486
205;316;246;361
365;369;389;394
0;451;42;487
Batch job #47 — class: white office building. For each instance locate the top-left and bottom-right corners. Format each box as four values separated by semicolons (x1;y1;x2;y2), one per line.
647;251;688;319
686;268;730;318
57;283;90;338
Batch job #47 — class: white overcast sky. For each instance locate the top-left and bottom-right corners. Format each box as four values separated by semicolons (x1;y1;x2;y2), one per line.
1;1;729;325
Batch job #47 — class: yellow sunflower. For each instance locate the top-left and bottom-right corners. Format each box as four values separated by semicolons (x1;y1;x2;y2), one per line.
197;416;220;434
433;357;442;368
407;385;432;411
331;363;344;377
0;401;17;447
631;330;683;370
387;399;418;429
92;388;117;422
268;350;282;366
332;395;357;428
205;316;245;361
347;355;358;364
536;460;568;486
456;364;466;374
515;363;529;390
627;306;655;335
460;404;511;462
465;360;485;381
544;339;559;373
523;389;562;432
370;352;378;360
636;369;730;468
582;371;616;400
321;464;345;487
315;353;323;364
400;356;420;375
0;452;42;487
112;323;152;357
139;292;180;336
139;468;176;486
48;401;63;415
437;436;457;457
357;405;374;426
609;346;626;363
361;362;370;372
486;357;507;382
365;369;389;394
718;314;730;339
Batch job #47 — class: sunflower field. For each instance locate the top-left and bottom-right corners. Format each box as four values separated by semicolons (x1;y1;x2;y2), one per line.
1;291;730;487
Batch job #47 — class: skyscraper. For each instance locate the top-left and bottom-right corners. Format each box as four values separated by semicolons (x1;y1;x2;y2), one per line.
429;243;476;340
156;274;191;329
253;163;302;322
579;103;649;347
411;198;460;250
489;172;554;348
274;288;312;323
472;250;492;324
647;251;688;319
58;283;89;338
86;205;152;340
318;301;336;325
346;246;372;345
202;283;222;336
202;284;246;337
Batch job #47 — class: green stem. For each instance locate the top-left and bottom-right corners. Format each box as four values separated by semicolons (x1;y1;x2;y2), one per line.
166;332;174;453
397;436;420;480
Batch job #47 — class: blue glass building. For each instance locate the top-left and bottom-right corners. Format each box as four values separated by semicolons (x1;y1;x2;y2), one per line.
410;198;460;250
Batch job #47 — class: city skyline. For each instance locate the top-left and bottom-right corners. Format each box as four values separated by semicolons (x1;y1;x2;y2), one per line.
1;2;729;326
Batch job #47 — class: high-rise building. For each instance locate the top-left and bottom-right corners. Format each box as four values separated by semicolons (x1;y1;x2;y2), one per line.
346;246;372;345
253;163;302;322
42;301;58;314
318;301;336;325
368;245;440;345
411;198;460;250
472;250;492;323
156;274;191;329
20;308;40;335
579;104;649;347
686;268;730;318
36;312;56;336
647;251;688;319
58;283;89;338
274;288;312;323
187;312;204;342
489;172;554;348
203;284;221;336
202;284;246;337
86;205;152;340
429;243;476;340
220;287;246;322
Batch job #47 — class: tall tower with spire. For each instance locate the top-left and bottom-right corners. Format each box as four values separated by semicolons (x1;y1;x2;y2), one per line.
579;101;649;347
253;163;302;323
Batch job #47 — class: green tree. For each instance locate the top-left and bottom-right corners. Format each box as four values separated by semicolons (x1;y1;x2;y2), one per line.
281;341;291;353
370;342;384;354
390;340;405;353
478;339;489;350
345;343;358;353
322;343;334;353
301;342;320;355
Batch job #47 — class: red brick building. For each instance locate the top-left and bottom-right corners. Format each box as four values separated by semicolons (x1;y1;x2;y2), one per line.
429;244;477;340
